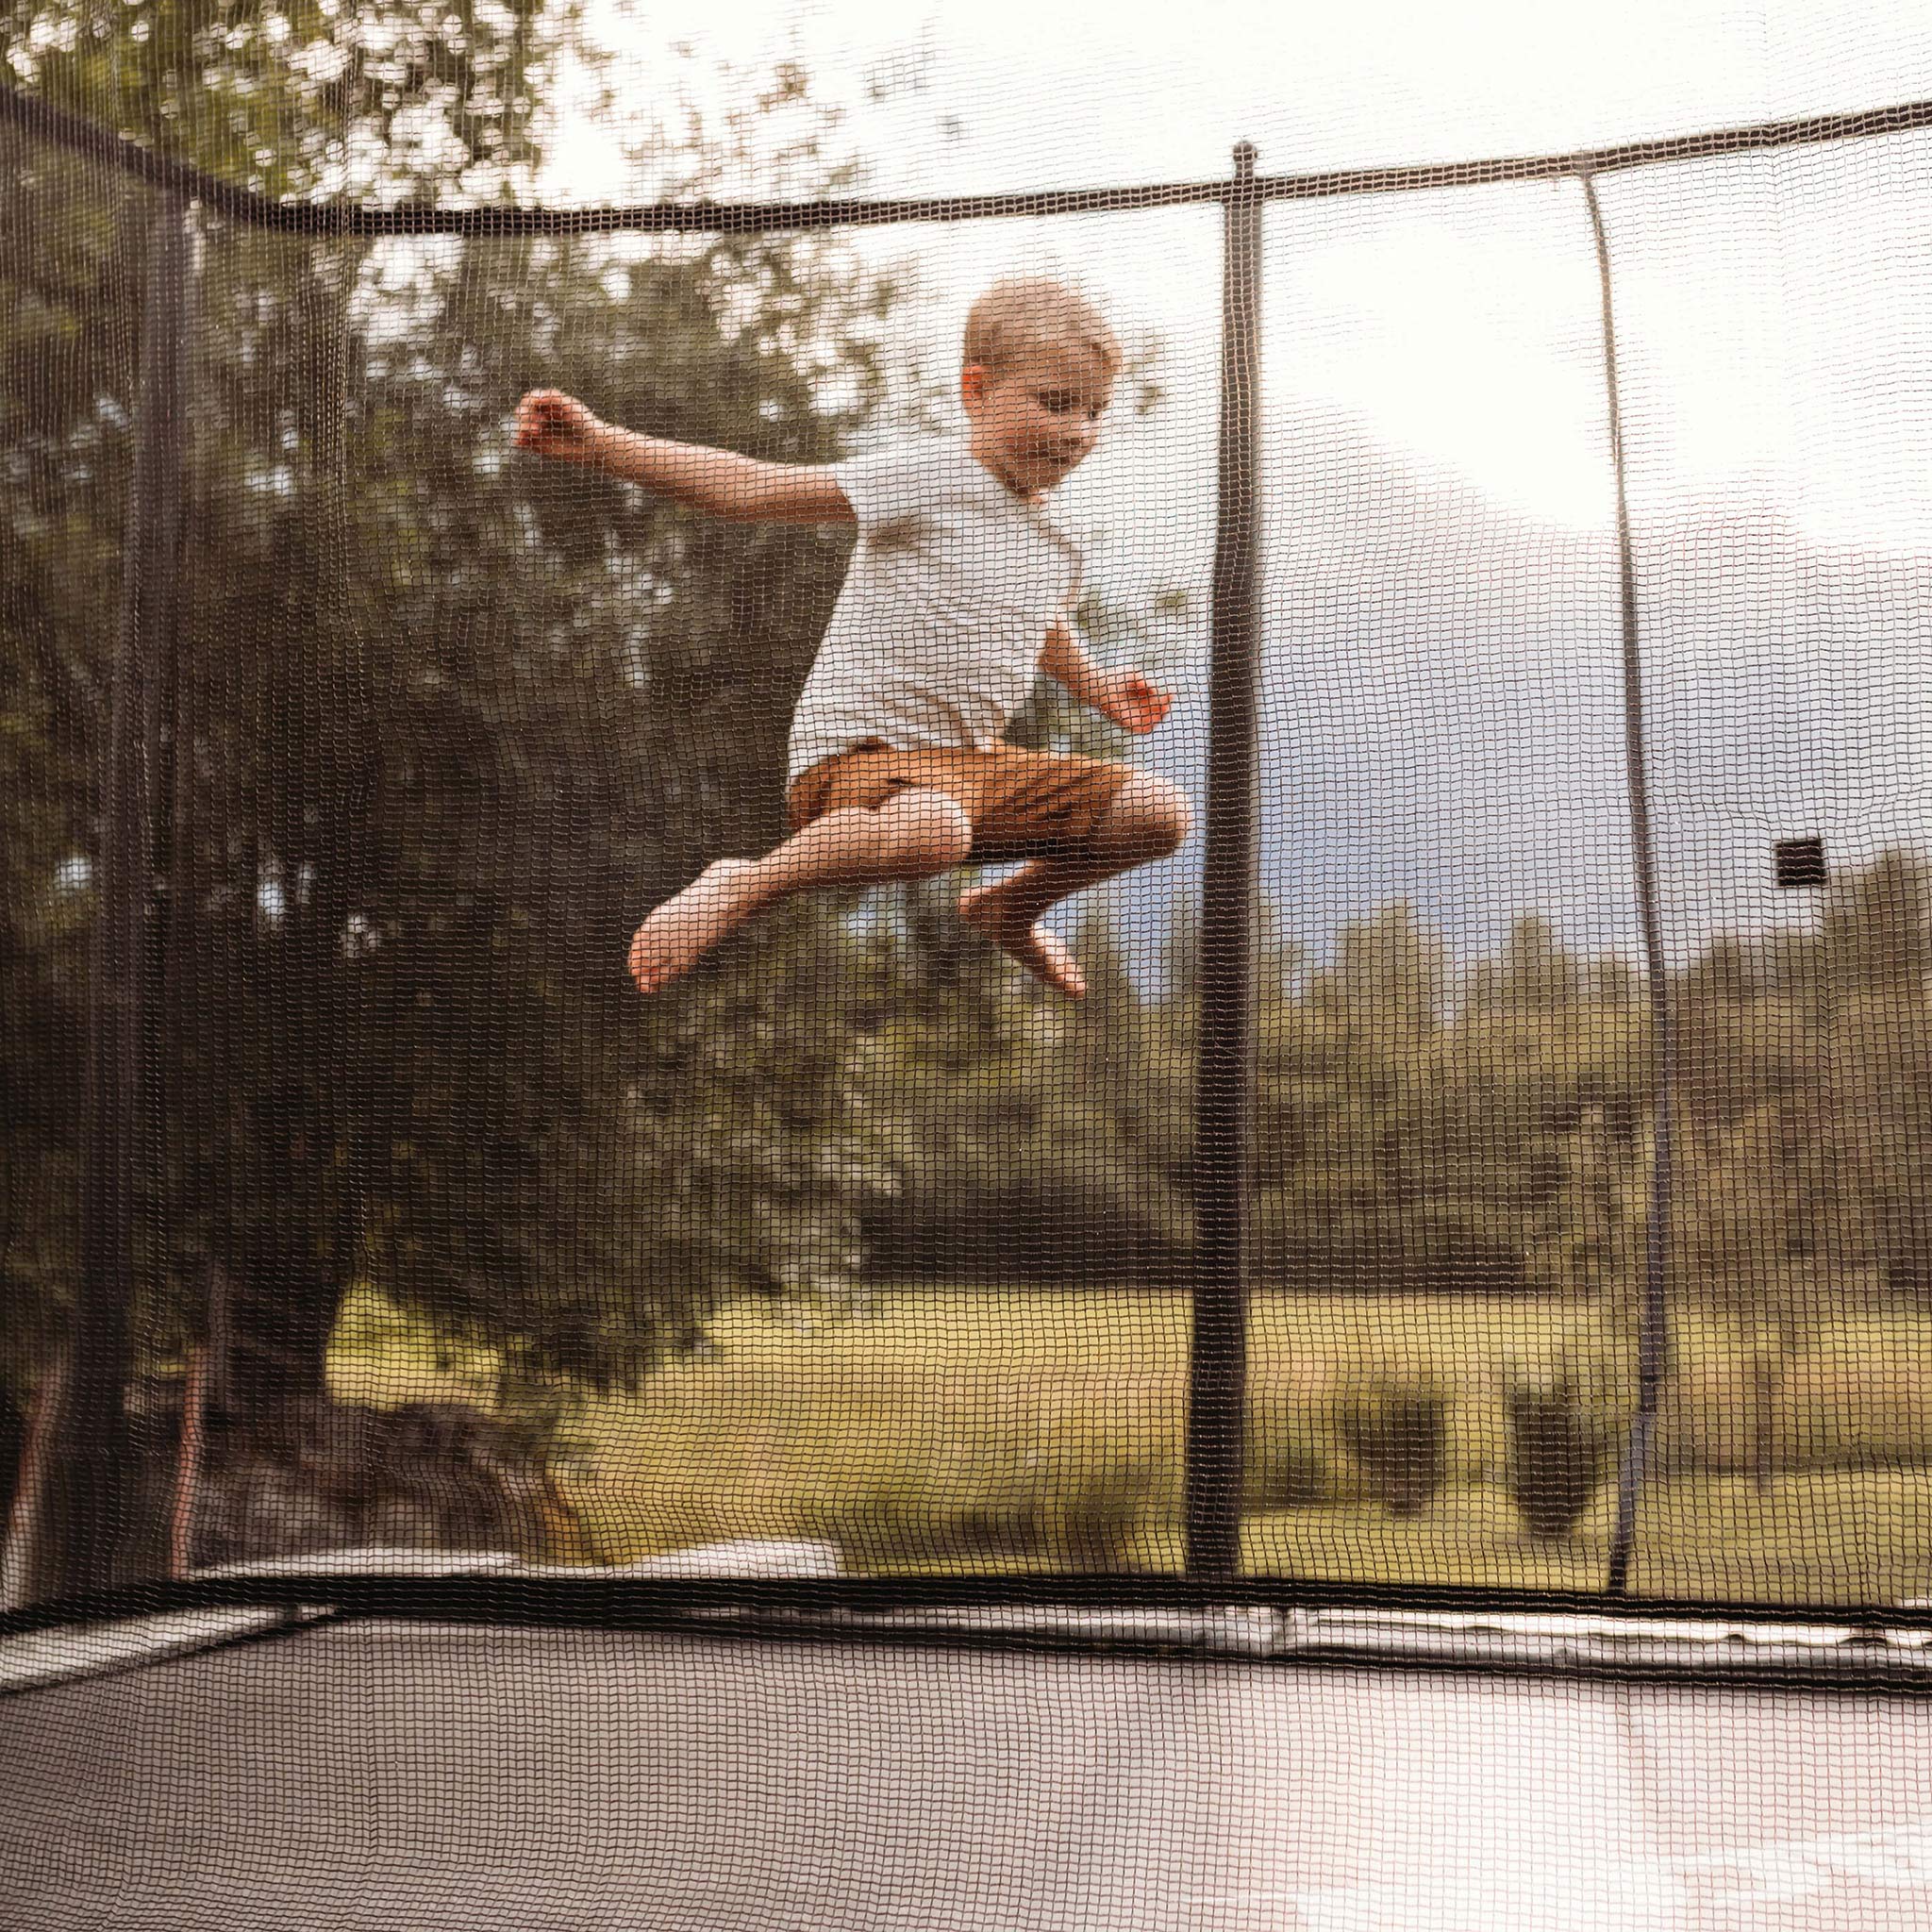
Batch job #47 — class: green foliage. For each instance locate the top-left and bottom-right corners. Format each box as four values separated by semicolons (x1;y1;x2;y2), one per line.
799;1449;1161;1574
1241;1397;1330;1511
5;0;545;204
0;21;904;1417
1503;1377;1616;1539
1336;1374;1451;1517
848;883;1193;1283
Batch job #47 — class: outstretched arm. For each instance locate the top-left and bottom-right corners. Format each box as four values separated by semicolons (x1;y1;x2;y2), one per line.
1040;619;1173;734
514;390;855;525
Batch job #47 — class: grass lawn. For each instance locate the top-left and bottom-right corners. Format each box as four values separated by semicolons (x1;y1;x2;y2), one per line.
328;1284;1932;1607
1237;1469;1932;1604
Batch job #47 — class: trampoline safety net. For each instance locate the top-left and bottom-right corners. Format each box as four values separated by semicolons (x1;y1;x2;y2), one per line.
10;6;1932;1928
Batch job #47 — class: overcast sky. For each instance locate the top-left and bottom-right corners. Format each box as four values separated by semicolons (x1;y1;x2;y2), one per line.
534;3;1932;972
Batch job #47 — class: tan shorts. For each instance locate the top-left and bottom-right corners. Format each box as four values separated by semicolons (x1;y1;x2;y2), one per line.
786;740;1135;866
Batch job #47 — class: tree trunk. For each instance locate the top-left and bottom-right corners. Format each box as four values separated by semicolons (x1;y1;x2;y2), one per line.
0;1355;68;1607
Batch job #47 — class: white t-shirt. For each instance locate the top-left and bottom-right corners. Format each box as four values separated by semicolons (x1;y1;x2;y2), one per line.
785;438;1085;785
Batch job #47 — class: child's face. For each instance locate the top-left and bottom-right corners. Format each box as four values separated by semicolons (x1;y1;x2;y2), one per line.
962;342;1114;498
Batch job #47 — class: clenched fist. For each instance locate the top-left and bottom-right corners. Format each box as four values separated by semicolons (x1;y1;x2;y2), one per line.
514;389;604;463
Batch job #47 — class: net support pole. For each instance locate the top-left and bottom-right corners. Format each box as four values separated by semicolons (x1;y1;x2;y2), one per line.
1581;174;1677;1598
1186;143;1262;1580
39;195;195;1598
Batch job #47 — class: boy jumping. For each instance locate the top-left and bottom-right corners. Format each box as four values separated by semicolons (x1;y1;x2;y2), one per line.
513;276;1190;1000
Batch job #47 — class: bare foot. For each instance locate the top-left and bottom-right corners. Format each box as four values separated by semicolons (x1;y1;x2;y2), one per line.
958;883;1088;998
628;859;761;993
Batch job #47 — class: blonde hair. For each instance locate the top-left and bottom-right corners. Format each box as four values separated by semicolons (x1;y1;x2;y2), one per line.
963;277;1122;380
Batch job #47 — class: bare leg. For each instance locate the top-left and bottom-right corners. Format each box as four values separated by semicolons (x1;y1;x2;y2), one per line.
958;775;1191;998
628;788;972;993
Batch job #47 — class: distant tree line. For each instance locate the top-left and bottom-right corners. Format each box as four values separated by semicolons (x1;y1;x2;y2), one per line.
854;855;1932;1336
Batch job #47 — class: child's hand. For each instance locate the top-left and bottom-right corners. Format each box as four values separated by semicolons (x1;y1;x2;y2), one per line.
514;389;604;463
1098;669;1173;735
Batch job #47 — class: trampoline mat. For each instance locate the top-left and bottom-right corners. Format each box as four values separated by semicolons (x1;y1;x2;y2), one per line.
5;1620;1932;1930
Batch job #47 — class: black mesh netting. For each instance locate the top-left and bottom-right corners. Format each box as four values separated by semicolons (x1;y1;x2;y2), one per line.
9;11;1932;1927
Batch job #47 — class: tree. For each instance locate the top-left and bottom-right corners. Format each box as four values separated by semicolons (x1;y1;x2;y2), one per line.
1462;913;1584;1015
1822;847;1932;993
4;0;555;1587
1257;901;1493;1292
1;19;917;1580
